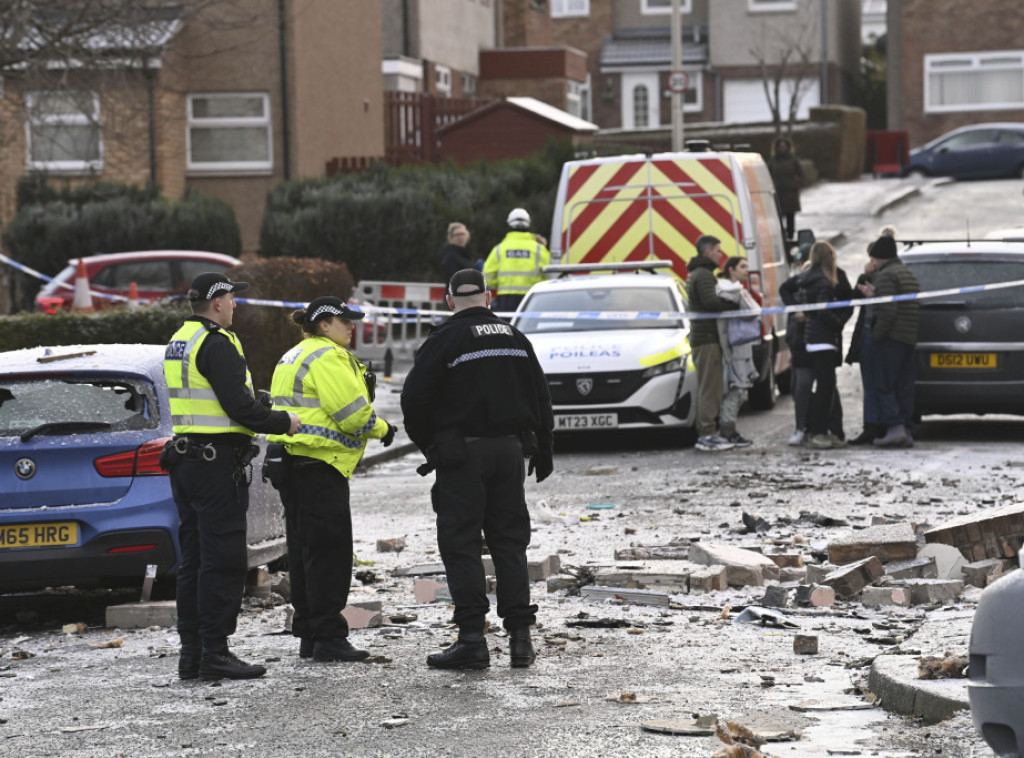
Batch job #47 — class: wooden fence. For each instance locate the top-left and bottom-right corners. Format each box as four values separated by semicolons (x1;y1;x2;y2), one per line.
327;92;493;176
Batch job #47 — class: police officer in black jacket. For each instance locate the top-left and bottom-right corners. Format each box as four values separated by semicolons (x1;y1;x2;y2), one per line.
163;272;300;680
401;268;554;670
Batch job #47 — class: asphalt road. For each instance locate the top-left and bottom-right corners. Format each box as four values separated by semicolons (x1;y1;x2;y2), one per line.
3;175;1021;757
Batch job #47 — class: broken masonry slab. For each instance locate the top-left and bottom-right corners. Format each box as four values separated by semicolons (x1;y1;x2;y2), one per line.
376;537;406;553
394;562;447;577
528;554;561;582
893;578;964;606
341;604;383;629
822;556;884;599
860;586;911;607
916;543;967;581
688;543;780;587
613;545;691;561
413;578;449;603
579;585;671;606
105;601;177;629
960;558;1007;588
924;503;1024;561
827;523;917;566
547;574;577;593
804;563;836;585
883;556;938;581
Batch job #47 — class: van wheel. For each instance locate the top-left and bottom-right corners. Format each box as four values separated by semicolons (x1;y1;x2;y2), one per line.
747;363;777;410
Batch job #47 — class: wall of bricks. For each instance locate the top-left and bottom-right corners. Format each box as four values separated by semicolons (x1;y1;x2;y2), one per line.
895;0;1024;145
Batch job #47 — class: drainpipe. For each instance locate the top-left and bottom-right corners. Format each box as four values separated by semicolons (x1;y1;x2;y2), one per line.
144;65;157;185
277;0;292;180
819;0;829;105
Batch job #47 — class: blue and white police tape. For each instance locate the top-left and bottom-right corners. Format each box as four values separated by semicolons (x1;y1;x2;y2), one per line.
0;251;127;302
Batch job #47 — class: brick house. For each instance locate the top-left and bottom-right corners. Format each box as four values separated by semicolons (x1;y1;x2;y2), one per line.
499;0;861;132
886;0;1024;147
0;0;383;256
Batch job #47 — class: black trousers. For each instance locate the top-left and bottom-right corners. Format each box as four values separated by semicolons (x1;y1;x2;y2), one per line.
170;456;249;651
280;459;353;641
809;350;840;436
432;436;537;634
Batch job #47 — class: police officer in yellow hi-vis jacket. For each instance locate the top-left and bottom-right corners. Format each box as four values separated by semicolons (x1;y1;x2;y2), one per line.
267;296;397;663
483;207;551;314
163;272;300;681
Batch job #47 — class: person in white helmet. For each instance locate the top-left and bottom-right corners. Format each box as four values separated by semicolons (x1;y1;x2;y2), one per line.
482;208;551;314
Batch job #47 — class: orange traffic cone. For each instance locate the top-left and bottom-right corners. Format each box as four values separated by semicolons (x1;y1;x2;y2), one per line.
71;259;93;313
127;281;139;308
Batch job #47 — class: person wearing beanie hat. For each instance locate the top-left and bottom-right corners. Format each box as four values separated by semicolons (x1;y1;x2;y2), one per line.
164;272;301;681
866;234;921;448
482;207;552;314
869;234;898;260
266;296;398;663
401;268;554;671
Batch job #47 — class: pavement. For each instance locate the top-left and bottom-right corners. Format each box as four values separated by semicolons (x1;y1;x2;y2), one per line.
358;173;979;727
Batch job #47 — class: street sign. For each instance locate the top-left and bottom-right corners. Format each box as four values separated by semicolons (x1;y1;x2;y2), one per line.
667;71;689;93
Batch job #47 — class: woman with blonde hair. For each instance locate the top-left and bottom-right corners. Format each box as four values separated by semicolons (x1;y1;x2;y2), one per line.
800;241;853;449
440;222;475;282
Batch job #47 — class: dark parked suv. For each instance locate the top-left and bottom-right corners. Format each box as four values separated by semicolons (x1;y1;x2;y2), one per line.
902;241;1024;416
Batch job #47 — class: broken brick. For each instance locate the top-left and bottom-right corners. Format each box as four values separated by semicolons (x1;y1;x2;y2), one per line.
688;543;780;587
822;556;884;599
827;523;917;566
376;537;406;553
925;503;1024;561
860;586;910;607
793;634;818;655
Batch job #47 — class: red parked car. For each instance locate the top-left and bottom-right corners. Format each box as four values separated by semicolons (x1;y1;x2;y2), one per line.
35;250;242;313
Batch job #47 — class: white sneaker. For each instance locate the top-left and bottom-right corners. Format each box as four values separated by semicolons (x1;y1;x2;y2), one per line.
695;434;736;452
788;430;806;446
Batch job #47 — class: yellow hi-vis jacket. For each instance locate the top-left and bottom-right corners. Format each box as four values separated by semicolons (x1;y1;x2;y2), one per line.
483;230;551;296
164;321;256;436
266;336;387;478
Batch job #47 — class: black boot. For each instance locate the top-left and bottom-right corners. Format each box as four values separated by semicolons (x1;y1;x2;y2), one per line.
427;633;489;670
298;637;314;659
849;423;881;446
508;627;535;669
178;631;201;680
313;637;369;662
199;648;267;680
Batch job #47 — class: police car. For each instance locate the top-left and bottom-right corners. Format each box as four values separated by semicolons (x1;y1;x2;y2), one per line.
513;262;696;436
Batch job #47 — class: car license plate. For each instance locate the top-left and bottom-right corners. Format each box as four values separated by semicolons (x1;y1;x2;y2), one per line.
929;352;998;369
0;522;79;550
555;413;618;430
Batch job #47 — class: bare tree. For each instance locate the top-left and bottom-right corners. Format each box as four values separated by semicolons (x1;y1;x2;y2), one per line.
748;7;820;138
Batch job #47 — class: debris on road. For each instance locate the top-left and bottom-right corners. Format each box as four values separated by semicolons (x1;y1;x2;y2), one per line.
918;651;969;680
827;522;918;565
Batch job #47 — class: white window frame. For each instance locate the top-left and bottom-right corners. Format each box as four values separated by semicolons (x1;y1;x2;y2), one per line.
187;92;273;175
925;50;1024;113
435;65;452;96
25;90;103;173
747;0;798;12
551;0;589;18
678;69;703;114
641;0;692;14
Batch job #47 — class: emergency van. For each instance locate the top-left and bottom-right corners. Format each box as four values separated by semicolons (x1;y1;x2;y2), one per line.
549;146;795;408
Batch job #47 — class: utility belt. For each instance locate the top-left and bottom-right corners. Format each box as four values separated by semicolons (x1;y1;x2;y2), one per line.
416;428;538;476
160;436;259;469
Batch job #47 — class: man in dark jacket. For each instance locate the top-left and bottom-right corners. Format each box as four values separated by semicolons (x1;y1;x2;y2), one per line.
401;268;554;670
867;235;920;447
686;235;740;451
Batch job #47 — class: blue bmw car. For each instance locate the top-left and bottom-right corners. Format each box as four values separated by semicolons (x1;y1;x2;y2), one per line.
0;344;285;594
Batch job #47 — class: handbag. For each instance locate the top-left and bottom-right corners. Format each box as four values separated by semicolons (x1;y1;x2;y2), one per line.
727;317;761;346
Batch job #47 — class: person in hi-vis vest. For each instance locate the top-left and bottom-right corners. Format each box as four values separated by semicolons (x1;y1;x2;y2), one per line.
483;207;551;314
163;272;299;682
267;296;397;664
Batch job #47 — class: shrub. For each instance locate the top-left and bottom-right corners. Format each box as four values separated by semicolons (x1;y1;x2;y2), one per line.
259;139;575;283
228;257;357;390
0;303;187;353
3;178;241;312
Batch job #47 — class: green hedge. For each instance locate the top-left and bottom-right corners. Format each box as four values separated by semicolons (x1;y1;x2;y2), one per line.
3;178;242;312
259;139;576;283
0;305;187;353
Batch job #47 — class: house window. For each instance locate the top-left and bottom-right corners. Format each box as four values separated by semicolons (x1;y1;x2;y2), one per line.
461;72;476;96
25;91;102;173
633;85;650;128
925;51;1024;112
435;65;452;96
187;93;272;174
567;80;582;117
641;0;692;14
747;0;798;11
551;0;588;18
579;74;592;122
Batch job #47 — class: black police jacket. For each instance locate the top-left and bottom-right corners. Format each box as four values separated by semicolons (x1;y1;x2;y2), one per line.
400;306;554;458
